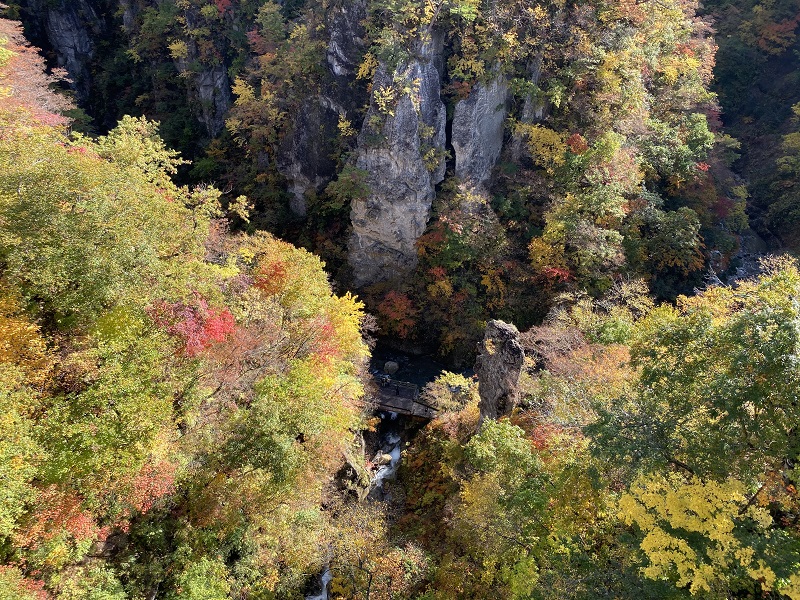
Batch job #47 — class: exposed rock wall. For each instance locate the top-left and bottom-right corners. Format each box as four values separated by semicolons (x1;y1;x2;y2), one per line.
277;0;368;217
349;34;447;287
172;33;232;138
18;0;110;102
511;57;549;162
452;76;509;190
278;97;342;217
326;0;368;78
475;320;524;424
19;0;231;137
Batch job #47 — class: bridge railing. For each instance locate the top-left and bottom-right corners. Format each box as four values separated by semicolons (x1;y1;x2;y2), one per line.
372;375;439;415
375;376;419;396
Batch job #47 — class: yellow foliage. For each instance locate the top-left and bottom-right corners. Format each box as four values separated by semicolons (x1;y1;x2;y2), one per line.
620;473;786;595
357;52;379;81
516;124;567;172
373;85;397;116
0;287;52;386
529;235;566;274
337;114;358;138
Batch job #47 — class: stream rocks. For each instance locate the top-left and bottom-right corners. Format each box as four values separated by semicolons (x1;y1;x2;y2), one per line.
336;434;372;502
348;33;447;287
475;319;525;424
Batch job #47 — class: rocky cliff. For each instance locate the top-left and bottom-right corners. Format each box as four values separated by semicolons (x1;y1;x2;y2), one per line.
17;0;110;102
452;76;509;190
475;320;525;424
348;33;447;288
277;0;368;217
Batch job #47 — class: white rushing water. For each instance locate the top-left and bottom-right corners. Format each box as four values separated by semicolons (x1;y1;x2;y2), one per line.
371;432;402;490
305;567;332;600
305;422;404;599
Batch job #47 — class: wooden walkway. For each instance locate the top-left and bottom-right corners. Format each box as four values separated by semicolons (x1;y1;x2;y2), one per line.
371;376;438;419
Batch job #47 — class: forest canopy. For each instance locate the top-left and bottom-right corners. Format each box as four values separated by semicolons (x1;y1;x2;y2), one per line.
1;0;800;598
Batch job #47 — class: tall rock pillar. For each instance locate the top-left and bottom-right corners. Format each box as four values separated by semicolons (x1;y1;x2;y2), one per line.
475;320;525;425
348;33;446;287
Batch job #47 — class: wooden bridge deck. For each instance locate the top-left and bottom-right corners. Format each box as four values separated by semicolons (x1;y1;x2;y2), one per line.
371;376;438;419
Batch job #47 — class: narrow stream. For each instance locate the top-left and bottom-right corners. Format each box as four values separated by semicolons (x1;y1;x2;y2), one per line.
305;346;444;599
305;568;332;600
368;424;403;500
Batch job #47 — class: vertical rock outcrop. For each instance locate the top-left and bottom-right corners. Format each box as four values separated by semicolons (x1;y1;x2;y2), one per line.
278;97;342;217
18;0;109;102
511;57;549;162
173;49;232;138
452;76;509;190
475;320;525;424
192;64;232;138
349;34;447;287
277;0;368;217
326;0;368;79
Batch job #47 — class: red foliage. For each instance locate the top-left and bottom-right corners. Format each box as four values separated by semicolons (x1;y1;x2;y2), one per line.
529;423;563;450
126;461;177;513
377;291;419;339
215;0;233;15
0;567;48;600
310;317;339;361
757;14;800;53
247;28;268;54
17;486;101;549
253;259;288;296
428;266;448;281
149;295;236;357
443;80;473;100
696;161;710;172
705;105;723;131
416;223;448;258
714;196;734;219
542;266;573;283
565;133;589;154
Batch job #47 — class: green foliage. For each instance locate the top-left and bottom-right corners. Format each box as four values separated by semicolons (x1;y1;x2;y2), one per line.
173;558;231;600
0;117;219;324
588;258;800;596
324;165;371;214
0;62;370;599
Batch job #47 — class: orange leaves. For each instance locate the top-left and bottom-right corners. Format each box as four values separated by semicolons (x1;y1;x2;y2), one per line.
253;259;289;296
125;461;177;514
377;291;419;339
565;132;589;155
16;486;102;550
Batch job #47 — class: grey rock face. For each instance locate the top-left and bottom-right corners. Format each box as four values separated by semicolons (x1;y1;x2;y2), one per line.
326;0;368;77
452;76;509;189
171;13;232;139
349;36;446;287
475;320;524;424
193;64;232;138
277;0;368;216
278;97;341;217
511;59;549;162
20;0;105;102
